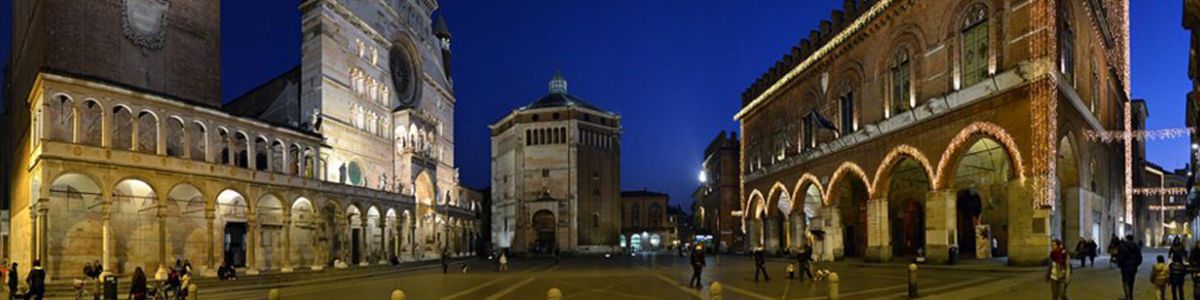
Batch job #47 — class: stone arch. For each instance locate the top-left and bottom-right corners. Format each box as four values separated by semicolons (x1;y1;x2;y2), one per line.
745;189;767;249
1054;134;1083;249
233;131;250;168
345;204;364;264
366;205;383;263
290;197;317;269
271;140;285;173
879;25;928;117
47;93;75;142
947;136;1017;259
111;105;135;151
165;183;206;268
110;178;159;274
254;136;270;171
943;0;998;89
216;127;232;165
136;110;159;153
385;208;399;260
255;193;285;270
215;189;249;268
826;162;871;258
46;172;104;276
79;99;104;147
872;145;937;197
936;122;1026;189
189;121;207;162
164;116;186;158
318;199;343;266
882;155;933;258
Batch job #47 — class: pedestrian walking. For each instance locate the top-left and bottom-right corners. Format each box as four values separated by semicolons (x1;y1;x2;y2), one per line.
1118;234;1143;300
498;252;509;272
1086;239;1098;267
689;244;705;288
1154;255;1170;300
1074;238;1088;268
1047;239;1071;300
128;267;147;300
797;245;814;281
24;260;44;300
441;249;450;274
7;263;17;300
753;247;770;282
1109;234;1122;269
1170;254;1188;300
1172;238;1189;263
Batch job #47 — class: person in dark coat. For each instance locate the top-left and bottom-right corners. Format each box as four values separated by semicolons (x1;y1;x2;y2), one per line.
7;263;17;300
1074;239;1089;268
1086;239;1098;267
1117;234;1143;300
689;245;705;288
1170;254;1188;300
128;267;147;300
796;245;814;281
441;249;450;274
753;247;770;282
24;260;44;300
1108;234;1122;268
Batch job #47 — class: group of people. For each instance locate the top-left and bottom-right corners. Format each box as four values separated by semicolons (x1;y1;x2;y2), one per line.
1072;238;1100;268
1050;234;1198;300
686;244;817;289
4;260;46;300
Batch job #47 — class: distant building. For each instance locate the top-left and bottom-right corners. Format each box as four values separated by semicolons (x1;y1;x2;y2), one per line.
490;72;622;253
692;131;743;253
1141;164;1189;246
667;204;692;249
620;190;672;251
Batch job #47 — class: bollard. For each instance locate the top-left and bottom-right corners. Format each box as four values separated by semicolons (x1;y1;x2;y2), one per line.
827;272;839;300
188;284;198;300
709;281;723;300
391;289;406;300
547;288;562;300
907;264;918;298
268;288;280;300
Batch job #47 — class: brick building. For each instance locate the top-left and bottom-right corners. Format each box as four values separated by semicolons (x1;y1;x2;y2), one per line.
736;0;1130;266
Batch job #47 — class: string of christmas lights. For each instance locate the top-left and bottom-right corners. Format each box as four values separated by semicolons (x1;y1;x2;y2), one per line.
1084;128;1194;143
1030;0;1058;209
1131;188;1189;196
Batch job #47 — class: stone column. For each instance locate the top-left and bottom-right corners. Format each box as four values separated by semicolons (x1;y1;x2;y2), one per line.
865;198;891;262
282;215;294;272
409;225;417;261
101;196;113;273
359;213;369;266
923;190;956;264
246;214;259;275
379;220;388;264
157;197;168;276
34;199;49;265
203;209;217;277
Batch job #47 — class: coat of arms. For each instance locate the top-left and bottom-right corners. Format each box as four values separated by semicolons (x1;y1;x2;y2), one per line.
123;0;170;50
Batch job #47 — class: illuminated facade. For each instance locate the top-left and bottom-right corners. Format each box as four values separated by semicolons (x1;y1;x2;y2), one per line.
1;0;479;279
736;0;1130;266
490;73;622;253
620;190;672;252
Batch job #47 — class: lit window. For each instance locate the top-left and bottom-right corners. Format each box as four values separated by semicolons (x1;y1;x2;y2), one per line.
961;4;989;87
890;51;912;115
1058;1;1075;84
839;92;855;135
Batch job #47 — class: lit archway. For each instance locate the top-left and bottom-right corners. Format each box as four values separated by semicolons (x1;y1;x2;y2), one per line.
290;198;316;269
111;178;158;274
255;194;284;270
884;157;932;258
948;137;1015;258
46;173;103;275
165;184;205;268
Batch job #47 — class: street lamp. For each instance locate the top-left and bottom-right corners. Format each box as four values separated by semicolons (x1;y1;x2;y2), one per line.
699;170;707;184
1192;143;1198;151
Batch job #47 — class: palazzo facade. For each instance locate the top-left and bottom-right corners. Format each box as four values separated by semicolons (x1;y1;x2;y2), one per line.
2;0;479;279
737;0;1130;266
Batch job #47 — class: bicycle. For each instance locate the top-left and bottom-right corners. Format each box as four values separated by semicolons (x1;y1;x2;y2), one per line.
73;278;94;300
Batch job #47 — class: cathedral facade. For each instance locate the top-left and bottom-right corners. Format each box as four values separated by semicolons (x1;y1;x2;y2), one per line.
2;0;479;278
490;73;622;253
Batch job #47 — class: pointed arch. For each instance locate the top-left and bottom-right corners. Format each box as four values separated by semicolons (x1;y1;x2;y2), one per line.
826;161;872;200
936;122;1026;189
872;145;937;197
791;173;825;206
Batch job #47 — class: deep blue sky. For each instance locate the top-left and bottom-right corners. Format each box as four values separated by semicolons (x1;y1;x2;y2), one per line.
0;1;1192;209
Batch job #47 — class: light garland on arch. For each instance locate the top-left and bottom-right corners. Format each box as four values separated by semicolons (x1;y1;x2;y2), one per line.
870;144;937;193
934;122;1027;189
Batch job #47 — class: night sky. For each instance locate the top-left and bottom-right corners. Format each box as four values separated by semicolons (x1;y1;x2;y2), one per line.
0;1;1192;209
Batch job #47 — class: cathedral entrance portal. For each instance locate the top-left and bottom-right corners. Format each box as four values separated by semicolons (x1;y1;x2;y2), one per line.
532;210;556;253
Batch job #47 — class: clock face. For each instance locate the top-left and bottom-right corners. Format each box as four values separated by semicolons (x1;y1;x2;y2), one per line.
122;0;170;50
390;43;421;108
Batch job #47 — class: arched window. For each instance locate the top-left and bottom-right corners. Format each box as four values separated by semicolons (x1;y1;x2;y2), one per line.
49;94;74;142
136;111;158;153
189;122;207;162
961;3;989;87
889;50;912;116
271;140;285;172
165;117;185;157
111;106;134;150
1058;0;1075;84
287;144;301;174
79;100;102;147
254;137;269;171
217;129;231;165
234;132;249;168
839;91;855;135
